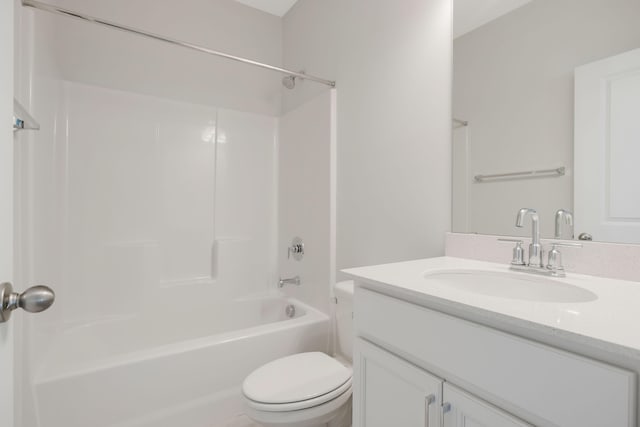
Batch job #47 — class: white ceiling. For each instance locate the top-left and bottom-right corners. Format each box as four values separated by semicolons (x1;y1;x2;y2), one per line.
454;0;533;38
233;0;299;17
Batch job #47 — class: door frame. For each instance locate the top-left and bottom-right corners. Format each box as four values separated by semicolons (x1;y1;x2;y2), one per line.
0;0;15;426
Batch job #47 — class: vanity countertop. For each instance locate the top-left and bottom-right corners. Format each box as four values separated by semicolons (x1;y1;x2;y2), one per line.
343;256;640;358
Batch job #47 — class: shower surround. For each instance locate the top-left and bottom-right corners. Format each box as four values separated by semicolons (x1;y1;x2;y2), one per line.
18;79;290;426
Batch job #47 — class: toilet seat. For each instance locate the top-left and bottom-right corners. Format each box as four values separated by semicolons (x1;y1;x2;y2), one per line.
245;377;352;412
242;352;353;412
244;384;352;427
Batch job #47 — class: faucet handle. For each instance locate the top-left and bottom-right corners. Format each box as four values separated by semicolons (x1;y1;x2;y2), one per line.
498;239;526;266
546;242;582;276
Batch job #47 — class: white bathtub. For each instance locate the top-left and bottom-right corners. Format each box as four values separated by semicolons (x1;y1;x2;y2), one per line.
32;295;329;427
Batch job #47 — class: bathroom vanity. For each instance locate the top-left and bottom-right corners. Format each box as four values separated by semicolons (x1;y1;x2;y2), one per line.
343;257;640;427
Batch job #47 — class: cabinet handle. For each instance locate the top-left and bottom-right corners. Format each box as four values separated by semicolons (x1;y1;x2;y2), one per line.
425;394;435;427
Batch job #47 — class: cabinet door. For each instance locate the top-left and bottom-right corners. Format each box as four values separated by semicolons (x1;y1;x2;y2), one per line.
353;338;442;427
442;384;532;427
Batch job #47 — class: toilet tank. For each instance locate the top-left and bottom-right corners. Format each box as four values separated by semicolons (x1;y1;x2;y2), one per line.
334;280;354;361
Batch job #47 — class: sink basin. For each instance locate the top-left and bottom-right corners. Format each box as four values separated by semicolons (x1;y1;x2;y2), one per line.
423;269;598;303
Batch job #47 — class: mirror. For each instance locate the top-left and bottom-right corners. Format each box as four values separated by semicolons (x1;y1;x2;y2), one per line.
452;0;640;243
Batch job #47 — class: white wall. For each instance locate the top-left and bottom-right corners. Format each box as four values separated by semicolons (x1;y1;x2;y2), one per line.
1;1;14;426
283;0;453;272
453;0;640;238
34;0;284;115
279;90;335;314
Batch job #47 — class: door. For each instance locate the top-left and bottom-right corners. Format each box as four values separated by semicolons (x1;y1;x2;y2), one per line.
1;1;14;427
574;48;640;243
353;338;442;427
442;384;531;427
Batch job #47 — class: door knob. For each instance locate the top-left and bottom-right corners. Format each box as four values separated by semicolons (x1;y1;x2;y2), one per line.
0;282;55;323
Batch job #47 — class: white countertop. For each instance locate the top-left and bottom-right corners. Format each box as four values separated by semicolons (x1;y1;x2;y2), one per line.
343;256;640;358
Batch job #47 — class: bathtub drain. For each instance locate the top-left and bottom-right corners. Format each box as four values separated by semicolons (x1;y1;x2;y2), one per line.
285;304;296;318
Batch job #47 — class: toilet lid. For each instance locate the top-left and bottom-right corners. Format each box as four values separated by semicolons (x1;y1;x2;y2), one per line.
242;352;352;404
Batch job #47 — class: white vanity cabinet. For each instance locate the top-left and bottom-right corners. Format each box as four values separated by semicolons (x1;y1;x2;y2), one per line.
354;337;530;427
354;338;442;427
353;286;637;427
442;384;531;427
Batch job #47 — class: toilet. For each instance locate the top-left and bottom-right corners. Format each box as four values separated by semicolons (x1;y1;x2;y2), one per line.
242;280;354;427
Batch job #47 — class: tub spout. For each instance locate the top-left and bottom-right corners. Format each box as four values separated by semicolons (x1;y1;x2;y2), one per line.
278;276;301;288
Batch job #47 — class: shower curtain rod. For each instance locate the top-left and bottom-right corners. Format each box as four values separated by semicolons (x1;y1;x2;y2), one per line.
22;0;336;88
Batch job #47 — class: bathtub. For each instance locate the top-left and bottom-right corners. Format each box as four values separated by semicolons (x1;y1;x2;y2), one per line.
31;295;329;427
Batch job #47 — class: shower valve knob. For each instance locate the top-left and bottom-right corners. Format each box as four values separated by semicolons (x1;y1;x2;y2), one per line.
0;282;55;323
287;237;305;261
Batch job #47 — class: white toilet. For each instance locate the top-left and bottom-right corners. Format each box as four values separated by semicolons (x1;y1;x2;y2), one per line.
242;280;354;427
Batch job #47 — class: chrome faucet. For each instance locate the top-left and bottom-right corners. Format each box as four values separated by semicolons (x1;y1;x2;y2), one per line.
278;276;301;288
515;208;543;267
501;208;583;277
554;209;574;239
